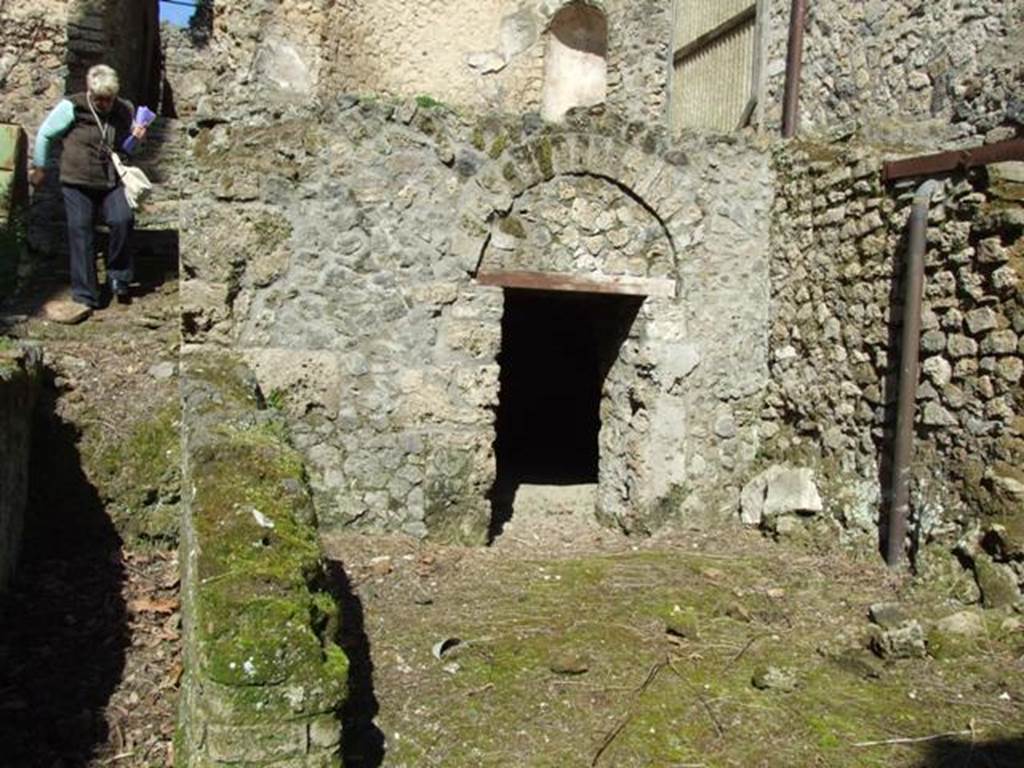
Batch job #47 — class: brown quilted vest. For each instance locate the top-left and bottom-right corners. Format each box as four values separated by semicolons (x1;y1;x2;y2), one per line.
59;92;134;189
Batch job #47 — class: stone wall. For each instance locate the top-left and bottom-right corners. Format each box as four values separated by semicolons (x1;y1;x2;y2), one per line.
760;0;1024;146
0;1;70;131
762;142;1023;587
0;0;165;254
62;0;162;110
163;1;1022;148
180;101;774;540
161;22;215;119
0;0;71;255
0;342;43;595
0;0;160;126
164;1;671;125
177;351;347;767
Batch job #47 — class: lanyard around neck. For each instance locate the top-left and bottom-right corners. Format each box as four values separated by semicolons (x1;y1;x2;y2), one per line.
86;94;112;148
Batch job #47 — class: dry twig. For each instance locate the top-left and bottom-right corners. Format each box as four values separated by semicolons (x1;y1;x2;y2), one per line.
723;632;769;671
852;729;975;747
590;659;668;766
667;657;725;739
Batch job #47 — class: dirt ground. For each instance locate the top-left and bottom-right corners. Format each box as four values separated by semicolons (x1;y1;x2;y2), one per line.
2;246;1023;768
323;494;1024;768
0;240;182;768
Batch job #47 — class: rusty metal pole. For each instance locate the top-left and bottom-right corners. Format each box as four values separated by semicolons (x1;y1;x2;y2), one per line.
781;0;807;138
887;180;939;568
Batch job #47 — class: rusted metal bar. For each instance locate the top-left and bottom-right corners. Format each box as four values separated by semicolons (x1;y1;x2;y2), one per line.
673;4;757;66
476;269;676;298
781;0;807;139
887;179;939;568
882;138;1024;183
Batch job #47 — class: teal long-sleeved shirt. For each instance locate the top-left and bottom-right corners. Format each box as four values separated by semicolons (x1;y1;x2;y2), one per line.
33;99;75;167
34;98;140;167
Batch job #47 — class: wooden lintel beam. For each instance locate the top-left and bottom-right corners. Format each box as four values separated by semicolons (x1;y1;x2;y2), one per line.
475;270;677;298
673;4;757;66
882;138;1024;183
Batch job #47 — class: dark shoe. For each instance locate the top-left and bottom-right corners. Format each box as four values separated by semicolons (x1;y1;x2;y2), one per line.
111;279;132;305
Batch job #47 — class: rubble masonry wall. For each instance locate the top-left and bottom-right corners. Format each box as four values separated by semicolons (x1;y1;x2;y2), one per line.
179;103;774;539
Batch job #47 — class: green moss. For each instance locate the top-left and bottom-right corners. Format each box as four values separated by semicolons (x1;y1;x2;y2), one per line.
534;136;554;179
265;388;286;411
376;538;1024;768
0;336;21;377
793;141;844;164
415;94;445;110
184;353;261;413
973;555;1021;609
497;215;526;239
252;211;293;253
960;450;1024;521
89;401;181;545
471;126;486;152
302;125;327;155
178;356;348;761
925;626;979;660
489;134;509;159
663;604;700;639
191;427;319;589
988;515;1024;559
203;597;318;685
502;161;519;182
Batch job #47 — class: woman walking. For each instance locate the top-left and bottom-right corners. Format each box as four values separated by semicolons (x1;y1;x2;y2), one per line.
28;64;148;314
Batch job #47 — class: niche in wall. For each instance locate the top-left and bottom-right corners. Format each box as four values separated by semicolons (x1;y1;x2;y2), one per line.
541;4;608;122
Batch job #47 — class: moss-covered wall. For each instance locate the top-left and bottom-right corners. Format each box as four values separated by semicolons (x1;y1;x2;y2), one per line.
177;350;348;767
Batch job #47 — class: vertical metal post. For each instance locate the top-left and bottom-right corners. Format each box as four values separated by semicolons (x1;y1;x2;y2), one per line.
781;0;807;138
887;180;939;567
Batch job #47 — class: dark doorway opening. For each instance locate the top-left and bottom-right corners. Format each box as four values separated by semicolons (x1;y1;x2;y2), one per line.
489;288;642;537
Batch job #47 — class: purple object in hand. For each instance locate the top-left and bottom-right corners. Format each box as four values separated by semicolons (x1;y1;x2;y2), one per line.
121;106;157;153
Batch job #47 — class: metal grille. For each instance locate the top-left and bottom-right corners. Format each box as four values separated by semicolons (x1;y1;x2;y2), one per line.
673;0;751;44
671;0;757;133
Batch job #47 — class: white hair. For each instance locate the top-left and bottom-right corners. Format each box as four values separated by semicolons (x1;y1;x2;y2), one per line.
86;65;120;98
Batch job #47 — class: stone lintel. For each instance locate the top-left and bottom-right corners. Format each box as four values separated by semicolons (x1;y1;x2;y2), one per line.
476;269;676;298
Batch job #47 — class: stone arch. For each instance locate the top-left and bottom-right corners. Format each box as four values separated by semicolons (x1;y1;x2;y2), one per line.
541;3;609;122
451;127;703;535
452;130;692;297
480;173;675;287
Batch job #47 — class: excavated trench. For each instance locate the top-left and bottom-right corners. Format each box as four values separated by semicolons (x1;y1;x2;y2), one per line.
0;235;182;767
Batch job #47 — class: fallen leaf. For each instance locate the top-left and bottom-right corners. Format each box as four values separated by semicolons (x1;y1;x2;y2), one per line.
129;597;180;615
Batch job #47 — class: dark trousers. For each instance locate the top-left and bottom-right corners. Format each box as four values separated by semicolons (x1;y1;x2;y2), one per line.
61;184;134;307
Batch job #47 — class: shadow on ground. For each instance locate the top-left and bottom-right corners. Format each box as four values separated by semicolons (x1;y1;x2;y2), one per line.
324;559;386;768
915;735;1024;767
0;376;127;766
1;229;179;324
